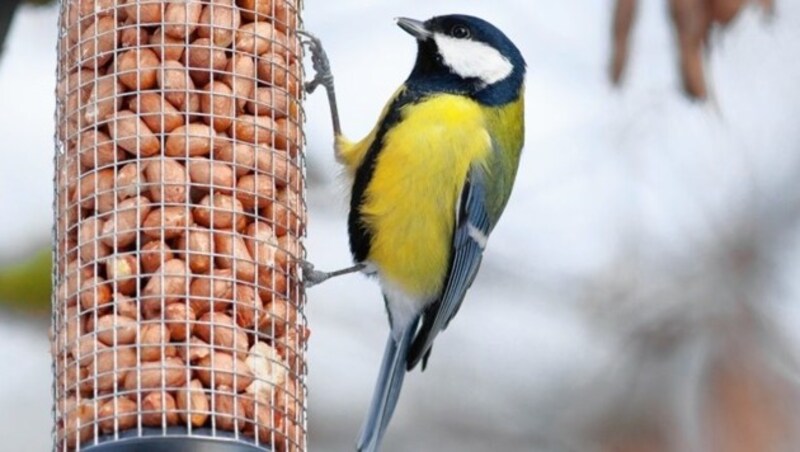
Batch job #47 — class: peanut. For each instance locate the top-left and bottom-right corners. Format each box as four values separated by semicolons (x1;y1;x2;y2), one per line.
78;130;124;170
143;206;194;240
188;157;235;193
85;76;125;127
165;123;216;157
74;167;116;214
245;341;287;397
275;233;301;270
276;416;304;452
119;24;150;49
76;0;119;20
109;109;161;157
216;142;260;177
91;345;137;393
241;397;278;445
56;234;79;269
238;0;297;33
256;53;289;87
140;240;174;274
262;151;298;190
104;254;139;295
98;396;137;433
275;327;304;375
247;86;296;120
199;81;236;132
94;314;137;346
150;27;185;61
185;38;229;87
79;276;113;312
174;228;215;274
235;22;286;55
57;306;81;358
177;379;209;427
141;258;189;318
196;352;253;392
141;391;180;426
194;311;249;359
79;16;117;69
164;302;196;341
197;0;241;47
193;194;248;231
214;385;245;431
274;117;300;157
115;293;139;320
260;296;296;338
62;260;90;307
214;232;257;283
158;60;200;113
245;221;278;271
60;397;96;448
268;188;304;237
257;267;287;305
115;163;143;200
123;0;163;24
232;114;275;145
178;336;212;363
100;196;152;249
57;69;93;107
164;1;204;39
282;373;304;421
144;158;188;203
233;284;263;330
78;216;112;263
129;93;185;134
122;357;186;391
222;54;256;109
236;173;275;210
73;336;105;368
286;62;302;98
189;269;235;316
116;48;160;90
138;322;172;361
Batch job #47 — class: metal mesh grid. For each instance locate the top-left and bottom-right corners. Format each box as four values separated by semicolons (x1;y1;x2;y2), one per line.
52;1;306;450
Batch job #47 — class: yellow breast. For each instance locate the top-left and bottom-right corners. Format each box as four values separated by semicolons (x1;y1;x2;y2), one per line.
357;94;491;298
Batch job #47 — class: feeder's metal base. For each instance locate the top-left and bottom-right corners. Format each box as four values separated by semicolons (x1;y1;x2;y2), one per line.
83;428;270;452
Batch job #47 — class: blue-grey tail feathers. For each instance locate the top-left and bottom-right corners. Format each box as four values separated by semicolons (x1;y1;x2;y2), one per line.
356;322;418;452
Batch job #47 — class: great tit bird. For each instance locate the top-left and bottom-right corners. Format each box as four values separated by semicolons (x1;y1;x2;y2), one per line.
301;14;525;451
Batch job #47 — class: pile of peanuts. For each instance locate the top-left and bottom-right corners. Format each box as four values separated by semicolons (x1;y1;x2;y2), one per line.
53;1;307;450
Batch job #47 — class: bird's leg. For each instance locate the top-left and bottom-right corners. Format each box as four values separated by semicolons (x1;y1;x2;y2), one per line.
297;31;354;288
302;261;365;288
298;30;342;139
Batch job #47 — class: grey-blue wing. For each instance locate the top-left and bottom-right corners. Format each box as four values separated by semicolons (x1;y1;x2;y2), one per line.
406;168;491;371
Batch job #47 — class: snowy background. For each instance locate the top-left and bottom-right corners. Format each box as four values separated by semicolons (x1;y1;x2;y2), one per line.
1;1;800;451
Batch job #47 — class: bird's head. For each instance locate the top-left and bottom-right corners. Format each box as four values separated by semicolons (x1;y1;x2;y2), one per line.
397;14;526;105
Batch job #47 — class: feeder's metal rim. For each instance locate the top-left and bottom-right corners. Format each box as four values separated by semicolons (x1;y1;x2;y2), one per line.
83;427;271;452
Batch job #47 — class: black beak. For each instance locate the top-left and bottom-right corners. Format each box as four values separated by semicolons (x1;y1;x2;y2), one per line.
396;17;432;40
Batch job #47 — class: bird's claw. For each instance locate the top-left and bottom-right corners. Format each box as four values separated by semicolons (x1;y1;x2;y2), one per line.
301;260;329;288
298;30;334;95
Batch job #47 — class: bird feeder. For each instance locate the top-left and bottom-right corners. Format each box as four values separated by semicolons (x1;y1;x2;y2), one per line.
51;1;307;450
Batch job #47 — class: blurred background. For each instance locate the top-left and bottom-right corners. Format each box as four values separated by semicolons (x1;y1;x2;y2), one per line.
2;0;800;451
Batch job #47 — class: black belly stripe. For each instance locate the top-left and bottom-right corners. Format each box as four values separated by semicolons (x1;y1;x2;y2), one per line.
348;87;421;263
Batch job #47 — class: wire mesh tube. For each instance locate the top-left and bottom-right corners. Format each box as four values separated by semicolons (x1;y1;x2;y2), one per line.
52;1;306;450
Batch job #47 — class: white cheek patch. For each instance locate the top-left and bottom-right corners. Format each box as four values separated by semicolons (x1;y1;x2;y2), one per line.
434;34;514;86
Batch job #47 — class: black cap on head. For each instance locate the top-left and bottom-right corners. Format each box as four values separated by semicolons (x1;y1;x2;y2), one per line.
400;14;526;105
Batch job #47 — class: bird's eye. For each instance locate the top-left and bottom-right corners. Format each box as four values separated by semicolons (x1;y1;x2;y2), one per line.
451;25;471;39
